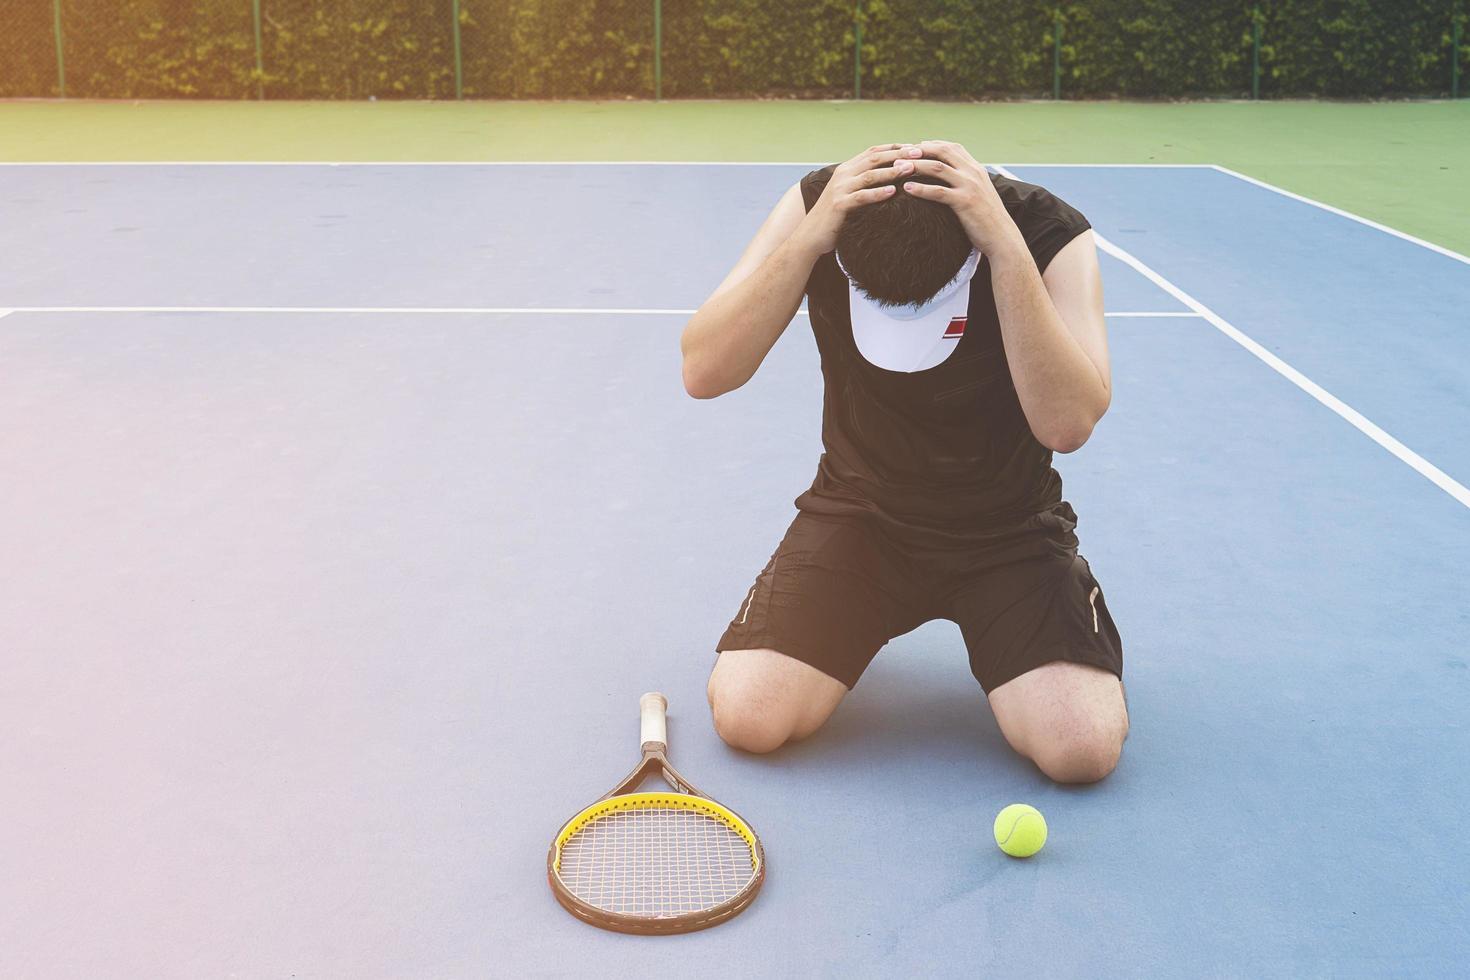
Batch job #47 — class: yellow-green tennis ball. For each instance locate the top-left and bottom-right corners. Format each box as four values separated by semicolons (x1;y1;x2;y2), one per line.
993;803;1047;858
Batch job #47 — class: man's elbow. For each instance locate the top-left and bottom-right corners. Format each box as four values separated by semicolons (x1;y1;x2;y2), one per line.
1038;409;1105;453
1041;424;1093;454
1043;388;1110;453
682;358;726;400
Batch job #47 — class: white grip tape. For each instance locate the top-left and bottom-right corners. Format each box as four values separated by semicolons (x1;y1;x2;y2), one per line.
639;692;668;747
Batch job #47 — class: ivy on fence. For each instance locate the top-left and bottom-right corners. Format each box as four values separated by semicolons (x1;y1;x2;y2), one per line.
0;0;1464;100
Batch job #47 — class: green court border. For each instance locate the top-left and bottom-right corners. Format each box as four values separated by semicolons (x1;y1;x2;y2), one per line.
2;99;1467;255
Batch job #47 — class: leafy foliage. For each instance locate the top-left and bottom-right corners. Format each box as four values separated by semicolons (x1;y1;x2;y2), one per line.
60;0;257;98
0;0;1465;99
0;1;60;97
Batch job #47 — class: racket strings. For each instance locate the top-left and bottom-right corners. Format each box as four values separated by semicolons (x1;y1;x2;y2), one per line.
556;805;756;917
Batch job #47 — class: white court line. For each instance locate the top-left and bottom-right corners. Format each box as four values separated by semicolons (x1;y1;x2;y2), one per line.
1210;165;1470;268
0;161;1214;168
0;306;1193;317
991;164;1469;509
1098;236;1470;509
1106;238;1470;507
1103;311;1198;318
0;160;833;167
2;305;705;315
0;309;13;320
996;163;1213;169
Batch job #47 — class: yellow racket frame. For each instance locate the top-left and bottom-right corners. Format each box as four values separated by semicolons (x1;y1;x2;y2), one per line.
550;791;762;876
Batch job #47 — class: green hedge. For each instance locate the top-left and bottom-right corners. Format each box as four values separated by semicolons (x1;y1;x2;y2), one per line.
1;0;1465;99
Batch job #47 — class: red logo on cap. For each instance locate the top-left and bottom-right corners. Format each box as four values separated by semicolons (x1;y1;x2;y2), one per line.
943;316;967;339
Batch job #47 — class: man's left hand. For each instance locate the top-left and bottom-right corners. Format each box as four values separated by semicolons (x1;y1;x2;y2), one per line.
901;140;1026;257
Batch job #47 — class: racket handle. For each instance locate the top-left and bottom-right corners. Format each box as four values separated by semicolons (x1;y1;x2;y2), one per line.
640;692;668;749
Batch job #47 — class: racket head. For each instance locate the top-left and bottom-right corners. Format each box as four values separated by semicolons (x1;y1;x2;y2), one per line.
547;783;765;934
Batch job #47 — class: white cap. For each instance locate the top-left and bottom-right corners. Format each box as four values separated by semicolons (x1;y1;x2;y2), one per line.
834;248;983;373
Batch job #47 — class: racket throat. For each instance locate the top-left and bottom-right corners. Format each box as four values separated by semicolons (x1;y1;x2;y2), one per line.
609;749;705;797
659;765;699;796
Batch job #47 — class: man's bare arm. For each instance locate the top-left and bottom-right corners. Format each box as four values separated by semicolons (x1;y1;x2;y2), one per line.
680;144;924;399
900;140;1110;451
988;230;1111;452
679;184;818;399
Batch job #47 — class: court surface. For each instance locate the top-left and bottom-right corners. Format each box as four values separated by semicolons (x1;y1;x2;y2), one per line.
2;161;1467;977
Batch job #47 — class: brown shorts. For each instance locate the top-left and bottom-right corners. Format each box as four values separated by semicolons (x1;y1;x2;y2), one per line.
715;502;1123;693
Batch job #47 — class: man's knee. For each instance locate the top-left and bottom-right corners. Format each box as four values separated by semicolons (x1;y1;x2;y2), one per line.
707;687;794;754
706;648;845;754
1030;721;1126;784
990;662;1128;784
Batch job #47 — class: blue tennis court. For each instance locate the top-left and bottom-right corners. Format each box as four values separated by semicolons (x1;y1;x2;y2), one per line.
2;160;1466;976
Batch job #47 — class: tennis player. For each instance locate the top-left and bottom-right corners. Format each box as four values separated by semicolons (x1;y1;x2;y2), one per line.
681;141;1127;783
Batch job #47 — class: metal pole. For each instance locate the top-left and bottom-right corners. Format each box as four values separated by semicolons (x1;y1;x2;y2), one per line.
451;0;463;99
1052;11;1062;100
1454;11;1461;100
654;0;662;101
1251;6;1261;100
252;0;264;100
52;0;66;98
854;1;863;100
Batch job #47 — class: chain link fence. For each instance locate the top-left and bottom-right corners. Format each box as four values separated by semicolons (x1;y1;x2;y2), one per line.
1;1;1465;100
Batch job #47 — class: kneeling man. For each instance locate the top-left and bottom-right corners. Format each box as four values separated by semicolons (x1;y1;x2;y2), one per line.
680;141;1127;784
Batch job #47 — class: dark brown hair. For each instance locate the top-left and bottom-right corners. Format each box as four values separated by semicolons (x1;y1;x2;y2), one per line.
835;173;973;308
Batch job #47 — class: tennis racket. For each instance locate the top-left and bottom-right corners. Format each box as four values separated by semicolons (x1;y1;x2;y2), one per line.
546;692;765;934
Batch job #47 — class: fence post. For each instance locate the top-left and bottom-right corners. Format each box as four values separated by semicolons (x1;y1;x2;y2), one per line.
854;1;863;100
252;0;264;100
1052;11;1062;100
654;0;662;100
51;0;66;98
1454;9;1462;100
1251;6;1261;99
451;0;463;99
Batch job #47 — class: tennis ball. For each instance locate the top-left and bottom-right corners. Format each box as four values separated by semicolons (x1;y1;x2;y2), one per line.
993;803;1047;858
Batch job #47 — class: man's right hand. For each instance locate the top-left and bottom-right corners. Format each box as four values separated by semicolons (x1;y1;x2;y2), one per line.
679;143;920;399
799;143;925;254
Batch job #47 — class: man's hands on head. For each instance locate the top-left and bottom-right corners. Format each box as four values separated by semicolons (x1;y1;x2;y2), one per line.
799;143;925;254
898;140;1027;257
